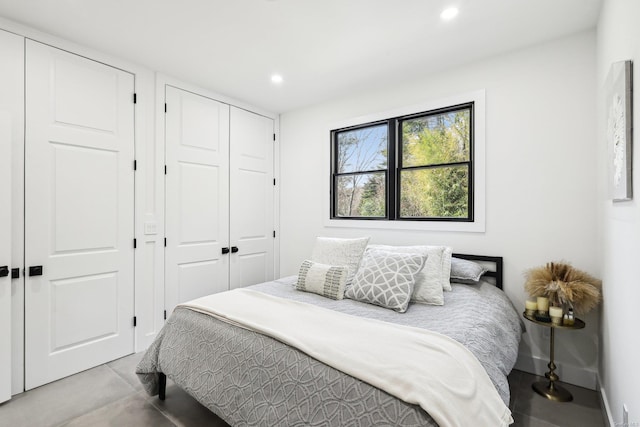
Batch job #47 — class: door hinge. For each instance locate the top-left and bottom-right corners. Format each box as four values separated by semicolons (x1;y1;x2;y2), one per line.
11;268;20;279
273;178;276;186
133;316;137;327
164;238;167;247
164;310;167;320
133;238;137;249
133;160;137;171
164;103;167;113
133;93;137;104
273;230;276;238
164;165;167;175
273;133;276;141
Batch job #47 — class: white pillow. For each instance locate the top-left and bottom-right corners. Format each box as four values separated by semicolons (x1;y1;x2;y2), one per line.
296;260;348;300
345;249;427;313
442;246;453;291
450;257;489;284
368;244;452;300
310;237;370;286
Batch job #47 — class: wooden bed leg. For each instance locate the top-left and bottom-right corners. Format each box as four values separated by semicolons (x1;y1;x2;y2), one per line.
158;372;166;401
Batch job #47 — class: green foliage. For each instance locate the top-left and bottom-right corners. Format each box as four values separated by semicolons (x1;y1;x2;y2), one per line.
335;109;470;218
336;126;386;217
336;173;385;217
400;167;468;218
360;173;385;217
400;110;470;218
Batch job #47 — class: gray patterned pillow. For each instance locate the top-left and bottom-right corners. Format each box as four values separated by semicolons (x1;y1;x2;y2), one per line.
345;249;427;313
310;236;370;286
296;260;348;300
366;245;442;305
368;244;452;293
450;257;489;284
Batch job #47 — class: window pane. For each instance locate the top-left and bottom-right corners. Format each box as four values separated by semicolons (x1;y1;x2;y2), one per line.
336;172;386;217
337;124;388;173
400;165;468;218
402;109;470;167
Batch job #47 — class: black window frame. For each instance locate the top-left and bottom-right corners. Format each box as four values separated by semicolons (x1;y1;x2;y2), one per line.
330;102;474;222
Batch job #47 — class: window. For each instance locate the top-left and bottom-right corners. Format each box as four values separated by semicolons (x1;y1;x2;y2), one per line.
331;103;473;222
333;123;388;218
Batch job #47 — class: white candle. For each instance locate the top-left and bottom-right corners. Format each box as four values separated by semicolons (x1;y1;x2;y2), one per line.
549;306;563;325
537;297;549;313
525;300;537;310
525;300;537;316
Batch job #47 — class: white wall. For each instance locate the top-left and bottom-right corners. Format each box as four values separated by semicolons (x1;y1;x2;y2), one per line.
596;0;640;425
280;31;600;388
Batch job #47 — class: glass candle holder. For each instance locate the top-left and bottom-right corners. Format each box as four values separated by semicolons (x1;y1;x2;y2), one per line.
563;308;575;326
525;300;537;316
549;306;563;325
536;297;549;315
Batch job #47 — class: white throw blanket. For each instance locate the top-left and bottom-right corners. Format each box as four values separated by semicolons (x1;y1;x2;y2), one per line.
179;289;513;427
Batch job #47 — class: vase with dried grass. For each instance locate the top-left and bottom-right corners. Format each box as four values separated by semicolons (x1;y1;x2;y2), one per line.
524;262;602;315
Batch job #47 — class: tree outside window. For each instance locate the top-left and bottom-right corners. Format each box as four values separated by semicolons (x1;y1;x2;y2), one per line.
334;124;387;218
331;103;473;222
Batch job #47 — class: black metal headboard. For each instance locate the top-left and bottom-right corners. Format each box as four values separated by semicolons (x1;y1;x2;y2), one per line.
452;253;504;290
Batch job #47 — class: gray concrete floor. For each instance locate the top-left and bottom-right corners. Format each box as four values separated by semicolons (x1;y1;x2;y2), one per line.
509;369;607;427
0;353;606;427
0;352;228;427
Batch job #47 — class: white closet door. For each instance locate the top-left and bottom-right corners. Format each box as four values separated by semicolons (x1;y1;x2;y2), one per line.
24;41;135;389
229;107;275;289
165;86;230;314
0;112;12;403
0;29;22;402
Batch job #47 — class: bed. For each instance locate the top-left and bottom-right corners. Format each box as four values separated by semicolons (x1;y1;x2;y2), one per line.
137;254;522;426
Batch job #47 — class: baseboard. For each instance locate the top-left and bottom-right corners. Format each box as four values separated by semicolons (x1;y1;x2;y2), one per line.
597;375;615;427
514;354;597;390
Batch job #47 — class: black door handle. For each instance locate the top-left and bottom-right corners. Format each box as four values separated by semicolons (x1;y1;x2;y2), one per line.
231;246;239;253
221;247;230;254
29;266;43;276
0;266;8;278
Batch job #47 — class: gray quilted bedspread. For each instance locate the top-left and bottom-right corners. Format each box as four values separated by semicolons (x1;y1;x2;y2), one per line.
137;277;523;426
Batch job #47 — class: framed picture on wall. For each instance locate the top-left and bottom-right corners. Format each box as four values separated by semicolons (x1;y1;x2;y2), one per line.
606;60;633;202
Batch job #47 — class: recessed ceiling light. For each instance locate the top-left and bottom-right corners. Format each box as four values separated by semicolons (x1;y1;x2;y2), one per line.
271;74;283;84
440;7;459;21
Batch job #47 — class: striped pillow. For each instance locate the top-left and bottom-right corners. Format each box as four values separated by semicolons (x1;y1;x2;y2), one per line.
296;260;348;300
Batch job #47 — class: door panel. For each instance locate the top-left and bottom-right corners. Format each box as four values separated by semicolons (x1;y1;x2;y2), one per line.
52;144;118;252
0;112;12;403
52;58;118;132
178;261;221;303
25;40;135;389
178;163;220;243
51;273;119;350
165;86;230;314
0;29;22;401
229;107;274;289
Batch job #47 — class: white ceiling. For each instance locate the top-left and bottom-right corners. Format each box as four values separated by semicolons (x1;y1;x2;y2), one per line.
0;0;602;113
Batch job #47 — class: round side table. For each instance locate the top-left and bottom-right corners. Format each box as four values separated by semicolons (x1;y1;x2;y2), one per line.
522;312;585;402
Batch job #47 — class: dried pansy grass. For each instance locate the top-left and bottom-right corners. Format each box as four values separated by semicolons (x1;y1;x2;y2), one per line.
524;262;601;314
